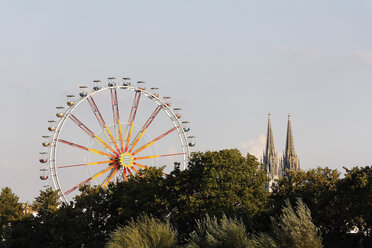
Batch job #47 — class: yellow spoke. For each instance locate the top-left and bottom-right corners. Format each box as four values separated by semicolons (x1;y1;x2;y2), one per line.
103;166;119;189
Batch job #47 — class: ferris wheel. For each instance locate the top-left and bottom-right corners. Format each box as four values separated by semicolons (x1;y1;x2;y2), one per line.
39;77;195;202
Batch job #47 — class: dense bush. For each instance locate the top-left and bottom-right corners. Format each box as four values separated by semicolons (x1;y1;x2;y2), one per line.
186;214;249;248
106;215;177;248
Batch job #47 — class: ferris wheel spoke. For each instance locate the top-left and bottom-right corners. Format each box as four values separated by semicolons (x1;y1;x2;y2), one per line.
123;168;128;181
102;165;119;189
64;164;118;195
87;96;121;153
69;114;119;156
128;166;144;178
58;139;116;158
58;160;115;169
133;161;148;170
110;88;124;153
128;105;163;154
127;167;133;177
124;91;141;152
130;166;139;174
131;126;179;156
134;152;186;161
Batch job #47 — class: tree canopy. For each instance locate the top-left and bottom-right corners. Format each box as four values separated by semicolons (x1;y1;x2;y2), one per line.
1;150;372;247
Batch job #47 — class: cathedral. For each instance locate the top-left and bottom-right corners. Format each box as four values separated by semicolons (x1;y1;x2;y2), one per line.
263;114;300;190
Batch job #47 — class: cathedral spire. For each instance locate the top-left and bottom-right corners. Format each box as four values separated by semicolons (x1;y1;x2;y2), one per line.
265;113;276;157
282;114;300;172
263;114;279;187
284;114;295;157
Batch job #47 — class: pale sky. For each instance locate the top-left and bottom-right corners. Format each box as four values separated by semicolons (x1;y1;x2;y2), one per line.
1;0;372;202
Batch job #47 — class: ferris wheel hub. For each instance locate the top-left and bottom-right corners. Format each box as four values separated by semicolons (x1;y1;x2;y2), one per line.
119;152;133;168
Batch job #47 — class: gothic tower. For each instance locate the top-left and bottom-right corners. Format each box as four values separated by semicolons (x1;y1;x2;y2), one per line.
282;114;300;174
263;114;280;187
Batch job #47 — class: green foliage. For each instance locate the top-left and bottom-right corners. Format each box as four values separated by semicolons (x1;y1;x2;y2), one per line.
4;150;372;247
271;167;340;235
33;187;59;218
247;233;278;248
0;187;23;226
2;187;60;248
106;215;177;248
272;198;323;248
186;214;250;248
0;187;23;247
334;166;372;237
162;149;269;236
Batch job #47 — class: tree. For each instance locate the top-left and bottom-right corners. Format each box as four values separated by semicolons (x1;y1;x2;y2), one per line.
186;214;250;248
0;187;23;226
0;187;23;247
161;149;269;237
272;199;323;248
331;166;372;247
106;215;177;248
271;167;340;236
3;187;60;248
32;187;59;218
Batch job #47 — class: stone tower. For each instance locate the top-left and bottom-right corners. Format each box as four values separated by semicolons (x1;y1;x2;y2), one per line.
282;114;300;174
263;114;280;189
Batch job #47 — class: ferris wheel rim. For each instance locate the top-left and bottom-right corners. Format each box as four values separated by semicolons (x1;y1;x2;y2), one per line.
47;85;191;203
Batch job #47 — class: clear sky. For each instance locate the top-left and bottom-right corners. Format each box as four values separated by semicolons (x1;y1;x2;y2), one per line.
1;0;372;202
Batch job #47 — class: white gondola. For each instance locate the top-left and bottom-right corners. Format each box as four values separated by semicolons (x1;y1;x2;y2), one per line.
42;136;51;147
137;81;146;90
79;86;89;98
66;95;76;106
188;136;196;147
122;77;131;87
182;121;190;132
48;120;56;131
93;80;102;91
173;108;182;119
150;87;159;97
56;106;65;118
40;169;48;180
39;152;48;163
108;77;116;87
163;96;171;107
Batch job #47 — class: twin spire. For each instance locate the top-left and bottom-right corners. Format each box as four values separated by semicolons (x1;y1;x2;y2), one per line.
263;114;300;184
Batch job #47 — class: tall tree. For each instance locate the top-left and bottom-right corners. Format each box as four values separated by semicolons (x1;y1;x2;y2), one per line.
333;166;372;246
271;167;340;235
0;187;23;226
272;199;323;248
161;149;269;237
0;187;23;247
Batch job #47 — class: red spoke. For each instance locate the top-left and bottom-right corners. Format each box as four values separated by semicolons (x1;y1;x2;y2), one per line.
69;114;119;156
134;153;185;161
58;160;115;169
110;88;124;152
64;164;118;195
87;96;120;153
131;126;179;156
124;91;141;152
128;105;163;153
58;139;115;158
